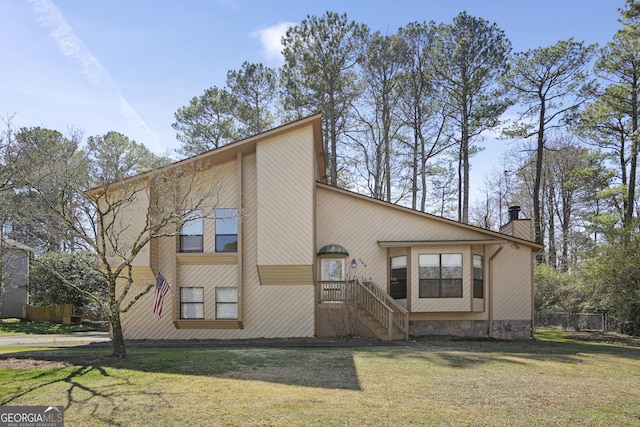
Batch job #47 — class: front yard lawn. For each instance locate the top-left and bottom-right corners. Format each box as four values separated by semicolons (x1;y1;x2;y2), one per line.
0;329;638;426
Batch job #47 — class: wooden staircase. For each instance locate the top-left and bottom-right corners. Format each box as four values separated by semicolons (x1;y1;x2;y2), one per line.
356;310;407;341
316;279;409;341
353;280;409;341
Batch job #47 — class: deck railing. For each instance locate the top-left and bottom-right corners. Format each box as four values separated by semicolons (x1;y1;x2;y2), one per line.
357;280;409;340
317;281;348;304
316;279;409;340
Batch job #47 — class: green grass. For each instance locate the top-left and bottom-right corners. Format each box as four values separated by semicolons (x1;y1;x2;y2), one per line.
0;329;639;426
0;320;101;336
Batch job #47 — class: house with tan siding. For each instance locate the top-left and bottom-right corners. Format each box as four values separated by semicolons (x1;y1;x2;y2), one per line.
114;114;542;341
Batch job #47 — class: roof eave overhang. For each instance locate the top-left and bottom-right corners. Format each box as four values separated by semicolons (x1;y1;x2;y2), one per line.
315;183;544;251
378;240;506;248
90;113;324;194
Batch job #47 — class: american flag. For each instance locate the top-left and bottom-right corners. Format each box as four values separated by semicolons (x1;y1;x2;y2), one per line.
153;272;170;318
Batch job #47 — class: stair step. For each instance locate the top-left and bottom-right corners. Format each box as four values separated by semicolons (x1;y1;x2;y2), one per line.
356;312;406;341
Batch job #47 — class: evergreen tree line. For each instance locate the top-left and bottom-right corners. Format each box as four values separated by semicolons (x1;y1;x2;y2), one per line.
0;2;639;338
171;2;640;333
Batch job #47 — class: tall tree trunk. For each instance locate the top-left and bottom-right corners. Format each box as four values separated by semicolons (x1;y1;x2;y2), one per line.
109;303;127;358
620;135;629;223
329;94;338;186
533;103;546;248
547;183;556;269
420;134;427;212
330;122;338;186
626;75;639;226
561;197;571;273
461;100;470;223
457;146;463;222
382;96;391;203
462;139;470;223
0;240;4;319
411;129;419;210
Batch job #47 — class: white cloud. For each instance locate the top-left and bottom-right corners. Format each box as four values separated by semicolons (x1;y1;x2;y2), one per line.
250;21;296;65
27;0;159;149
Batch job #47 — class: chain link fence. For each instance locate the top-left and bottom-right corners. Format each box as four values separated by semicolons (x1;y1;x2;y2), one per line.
535;312;619;333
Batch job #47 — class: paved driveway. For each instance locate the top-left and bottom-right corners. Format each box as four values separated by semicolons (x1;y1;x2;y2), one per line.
0;332;111;347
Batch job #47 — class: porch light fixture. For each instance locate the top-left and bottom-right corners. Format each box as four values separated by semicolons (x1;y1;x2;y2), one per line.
351;258;357;269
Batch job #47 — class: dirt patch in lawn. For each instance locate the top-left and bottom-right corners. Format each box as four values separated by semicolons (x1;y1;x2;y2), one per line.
0;352;125;370
0;357;71;369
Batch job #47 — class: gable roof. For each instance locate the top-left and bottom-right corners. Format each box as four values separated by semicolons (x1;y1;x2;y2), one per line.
316;182;543;250
165;113;324;178
89;113;325;195
90;112;540;251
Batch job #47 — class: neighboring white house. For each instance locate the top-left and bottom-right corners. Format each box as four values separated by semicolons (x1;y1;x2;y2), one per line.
1;239;31;318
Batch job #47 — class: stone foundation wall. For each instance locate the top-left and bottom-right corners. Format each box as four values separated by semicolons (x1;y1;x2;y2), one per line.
491;320;532;340
410;319;532;340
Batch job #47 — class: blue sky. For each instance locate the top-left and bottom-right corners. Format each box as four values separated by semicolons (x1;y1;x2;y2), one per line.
0;0;626;197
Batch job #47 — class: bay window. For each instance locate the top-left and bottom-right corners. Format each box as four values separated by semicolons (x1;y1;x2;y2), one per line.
390;255;407;299
419;253;463;298
473;255;484;298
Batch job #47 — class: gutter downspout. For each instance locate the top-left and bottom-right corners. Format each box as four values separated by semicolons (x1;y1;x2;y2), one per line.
530;248;541;339
488;243;504;339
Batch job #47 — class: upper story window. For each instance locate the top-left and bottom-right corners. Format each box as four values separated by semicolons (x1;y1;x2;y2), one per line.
390;255;407;299
180;210;203;253
215;208;238;253
473;255;484;299
419;253;463;298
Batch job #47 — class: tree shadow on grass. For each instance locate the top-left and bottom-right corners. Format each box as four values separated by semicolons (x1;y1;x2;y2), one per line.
0;351;188;427
1;333;637;420
365;334;640;368
0;345;362;403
